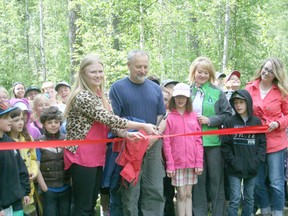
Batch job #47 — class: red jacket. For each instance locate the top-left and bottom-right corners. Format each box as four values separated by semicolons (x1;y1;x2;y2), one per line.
245;79;288;153
116;130;149;185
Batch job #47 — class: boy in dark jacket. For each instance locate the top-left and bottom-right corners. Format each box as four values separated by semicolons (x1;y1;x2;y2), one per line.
221;90;266;216
0;102;30;216
36;106;71;216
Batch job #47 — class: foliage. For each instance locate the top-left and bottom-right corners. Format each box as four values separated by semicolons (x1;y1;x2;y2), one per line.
0;0;287;92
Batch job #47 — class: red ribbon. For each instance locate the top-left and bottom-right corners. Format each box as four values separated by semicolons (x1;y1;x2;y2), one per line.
0;125;268;150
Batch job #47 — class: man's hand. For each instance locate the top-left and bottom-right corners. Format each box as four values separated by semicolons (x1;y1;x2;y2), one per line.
146;137;158;151
142;123;159;135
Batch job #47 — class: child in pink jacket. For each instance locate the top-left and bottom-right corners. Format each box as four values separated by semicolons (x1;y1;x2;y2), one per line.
163;83;203;216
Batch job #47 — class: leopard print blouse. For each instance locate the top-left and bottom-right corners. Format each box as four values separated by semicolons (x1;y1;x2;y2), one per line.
65;90;128;153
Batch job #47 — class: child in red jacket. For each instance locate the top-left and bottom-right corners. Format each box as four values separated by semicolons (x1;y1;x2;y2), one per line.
163;83;203;216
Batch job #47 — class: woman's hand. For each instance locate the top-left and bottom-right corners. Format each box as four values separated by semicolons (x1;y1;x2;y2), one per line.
167;170;175;178
268;121;279;132
197;115;210;125
125;131;146;141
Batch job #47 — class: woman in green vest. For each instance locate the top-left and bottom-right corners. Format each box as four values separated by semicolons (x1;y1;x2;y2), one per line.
189;56;232;216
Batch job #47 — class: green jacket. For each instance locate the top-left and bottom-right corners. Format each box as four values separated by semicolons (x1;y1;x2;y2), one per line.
191;82;232;147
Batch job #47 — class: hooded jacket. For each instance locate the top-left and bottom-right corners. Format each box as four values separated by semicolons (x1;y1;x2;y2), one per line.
163;109;203;171
0;134;30;211
221;90;267;178
9;98;41;139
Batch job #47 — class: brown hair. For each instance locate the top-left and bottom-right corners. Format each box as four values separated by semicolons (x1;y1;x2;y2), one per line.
8;108;32;141
167;96;192;113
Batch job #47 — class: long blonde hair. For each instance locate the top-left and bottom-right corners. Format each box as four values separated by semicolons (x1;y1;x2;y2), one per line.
188;56;216;85
251;57;288;96
64;54;107;119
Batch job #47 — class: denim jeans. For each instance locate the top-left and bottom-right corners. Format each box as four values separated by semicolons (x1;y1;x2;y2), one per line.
42;187;71;216
109;164;123;216
228;176;256;216
255;149;285;216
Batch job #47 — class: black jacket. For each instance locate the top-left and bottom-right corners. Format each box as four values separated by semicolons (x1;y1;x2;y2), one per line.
221;90;267;178
0;134;30;211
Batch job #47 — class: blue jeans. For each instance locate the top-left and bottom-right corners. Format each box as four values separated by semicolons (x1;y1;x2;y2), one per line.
42;187;71;216
109;164;123;216
255;149;285;216
228;176;256;216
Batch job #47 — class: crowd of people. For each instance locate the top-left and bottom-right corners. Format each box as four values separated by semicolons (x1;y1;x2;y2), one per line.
0;50;288;216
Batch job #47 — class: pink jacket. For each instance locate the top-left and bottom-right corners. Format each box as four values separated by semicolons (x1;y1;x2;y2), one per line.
245;79;288;153
163;109;203;171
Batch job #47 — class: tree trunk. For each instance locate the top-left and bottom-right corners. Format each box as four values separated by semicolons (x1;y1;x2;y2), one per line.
222;0;230;73
25;0;30;60
39;0;47;81
68;0;80;83
139;0;144;49
112;13;120;51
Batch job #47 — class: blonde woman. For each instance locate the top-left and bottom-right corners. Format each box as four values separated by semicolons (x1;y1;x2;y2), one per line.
64;54;158;216
188;56;232;216
245;57;288;216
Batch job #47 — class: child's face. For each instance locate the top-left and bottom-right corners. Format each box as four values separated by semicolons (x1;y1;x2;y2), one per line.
0;114;12;133
57;86;71;104
11;112;24;134
35;101;50;117
43;87;56;99
233;99;248;117
0;91;9;101
174;95;188;109
14;83;25;98
43;119;61;134
27;90;40;101
162;91;170;107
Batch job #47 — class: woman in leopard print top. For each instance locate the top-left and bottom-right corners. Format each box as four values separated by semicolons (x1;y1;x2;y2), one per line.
63;54;157;216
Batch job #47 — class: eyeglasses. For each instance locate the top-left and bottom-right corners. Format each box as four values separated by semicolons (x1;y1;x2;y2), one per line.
263;67;274;75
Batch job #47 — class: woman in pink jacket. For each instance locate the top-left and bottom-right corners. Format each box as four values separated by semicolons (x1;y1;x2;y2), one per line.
163;83;203;216
245;57;288;216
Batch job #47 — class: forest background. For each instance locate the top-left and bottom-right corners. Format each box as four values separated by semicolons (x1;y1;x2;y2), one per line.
0;0;287;92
